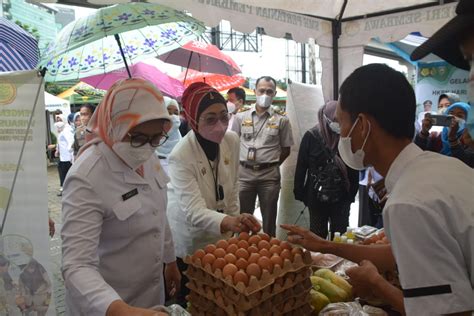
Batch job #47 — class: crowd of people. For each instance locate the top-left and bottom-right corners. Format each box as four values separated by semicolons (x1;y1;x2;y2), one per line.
51;1;473;315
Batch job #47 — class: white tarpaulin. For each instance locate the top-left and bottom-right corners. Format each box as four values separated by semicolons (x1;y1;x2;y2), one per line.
44;92;70;115
276;81;324;239
0;71;55;315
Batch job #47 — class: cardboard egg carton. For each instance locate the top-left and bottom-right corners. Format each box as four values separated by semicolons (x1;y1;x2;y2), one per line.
185;264;312;304
186;277;312;312
184;249;312;295
187;287;312;316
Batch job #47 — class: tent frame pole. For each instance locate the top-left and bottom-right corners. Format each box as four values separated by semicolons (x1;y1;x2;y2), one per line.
332;0;348;100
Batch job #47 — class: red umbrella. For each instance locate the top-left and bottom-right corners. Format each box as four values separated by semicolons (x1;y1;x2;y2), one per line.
177;69;245;91
159;40;241;80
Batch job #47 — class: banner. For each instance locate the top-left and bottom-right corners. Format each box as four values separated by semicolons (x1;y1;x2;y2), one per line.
415;61;470;111
0;71;54;315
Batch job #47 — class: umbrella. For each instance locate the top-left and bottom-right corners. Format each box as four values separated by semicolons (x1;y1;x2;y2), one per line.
83;62;185;99
40;2;205;82
177;69;245;91
159;40;241;80
0;17;39;72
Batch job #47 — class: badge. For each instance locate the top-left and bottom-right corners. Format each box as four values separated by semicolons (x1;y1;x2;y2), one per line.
269;115;277;122
242;119;253;127
224;157;230;165
267;122;279;129
247;147;256;161
243;133;252;141
201;167;206;176
122;188;138;201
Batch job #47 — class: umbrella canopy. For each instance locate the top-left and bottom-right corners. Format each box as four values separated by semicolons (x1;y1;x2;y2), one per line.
40;2;205;82
83;62;184;99
178;69;245;91
159;40;241;77
0;17;39;72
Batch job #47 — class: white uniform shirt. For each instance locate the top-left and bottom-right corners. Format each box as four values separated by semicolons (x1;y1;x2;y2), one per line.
58;128;74;162
167;131;240;258
384;143;474;315
61;142;175;316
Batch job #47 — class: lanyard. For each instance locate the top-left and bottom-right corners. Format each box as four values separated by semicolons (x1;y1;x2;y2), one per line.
252;113;269;140
206;151;222;202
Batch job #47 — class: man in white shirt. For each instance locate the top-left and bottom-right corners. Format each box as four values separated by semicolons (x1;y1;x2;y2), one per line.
54;121;74;196
282;62;473;315
226;87;246;131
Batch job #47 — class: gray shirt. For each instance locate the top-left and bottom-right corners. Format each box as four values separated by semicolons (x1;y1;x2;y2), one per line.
232;105;293;164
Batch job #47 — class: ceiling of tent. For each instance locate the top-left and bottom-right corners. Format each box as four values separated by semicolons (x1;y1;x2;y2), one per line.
227;0;440;20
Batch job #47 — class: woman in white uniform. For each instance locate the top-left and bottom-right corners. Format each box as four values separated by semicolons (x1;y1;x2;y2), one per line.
61;78;180;316
167;82;261;304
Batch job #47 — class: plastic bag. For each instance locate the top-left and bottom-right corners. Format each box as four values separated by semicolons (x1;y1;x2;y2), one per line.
319;302;387;316
151;304;190;316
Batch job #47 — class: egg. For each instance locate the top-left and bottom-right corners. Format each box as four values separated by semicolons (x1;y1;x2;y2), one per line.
222;263;238;278
204;244;216;254
212;258;227;271
247;245;259;254
226;244;238;254
291;247;303;257
239;232;250;241
270;255;283;268
202;253;216;267
280;249;292;261
258;233;271;242
248;235;262;245
257;256;273;273
216;239;228;249
235;258;248;270
246;263;262;279
258;240;271;250
235;248;249;260
228;237;239;245
192;249;206;263
248;252;260;264
269;245;282;256
214;248;226;259
259;248;271;258
237;240;249;249
269;238;280;246
224;253;237;264
280;241;292;251
233;270;249;286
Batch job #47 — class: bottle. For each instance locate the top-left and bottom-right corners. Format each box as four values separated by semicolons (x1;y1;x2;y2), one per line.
341;236;348;243
333;232;341;243
346;227;355;240
347;239;354;244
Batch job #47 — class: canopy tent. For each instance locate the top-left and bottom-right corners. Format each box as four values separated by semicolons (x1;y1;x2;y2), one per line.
44;92;70;114
57;81;104;105
36;0;456;102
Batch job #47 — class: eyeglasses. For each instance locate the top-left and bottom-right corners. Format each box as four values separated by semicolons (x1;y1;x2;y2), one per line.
256;88;275;95
199;112;230;126
128;132;168;148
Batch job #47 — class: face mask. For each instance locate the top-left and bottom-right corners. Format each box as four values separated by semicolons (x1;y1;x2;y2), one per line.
256;95;272;108
455;117;466;131
329;122;340;134
438;107;447;114
199;120;228;144
112;142;155;170
337;117;371;171
227;101;236;114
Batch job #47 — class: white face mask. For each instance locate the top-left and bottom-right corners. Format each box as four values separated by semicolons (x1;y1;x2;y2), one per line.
329;122;341;134
256;94;272;108
338;117;371;170
226;101;236;114
112;142;155;170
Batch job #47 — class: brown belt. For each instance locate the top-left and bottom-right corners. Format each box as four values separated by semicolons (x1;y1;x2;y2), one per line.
240;161;279;171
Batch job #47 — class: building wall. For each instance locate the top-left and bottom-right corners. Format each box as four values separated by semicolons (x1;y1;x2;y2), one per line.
2;0;57;53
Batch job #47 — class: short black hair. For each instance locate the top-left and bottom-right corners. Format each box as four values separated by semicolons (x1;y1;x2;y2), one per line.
227;87;246;103
423;100;432;106
80;104;95;114
255;76;277;89
339;64;415;140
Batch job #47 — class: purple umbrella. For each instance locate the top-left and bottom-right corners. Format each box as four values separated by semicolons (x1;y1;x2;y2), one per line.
82;62;185;99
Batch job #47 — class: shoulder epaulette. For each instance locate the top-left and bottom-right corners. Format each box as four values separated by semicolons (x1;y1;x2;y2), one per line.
238;107;251;113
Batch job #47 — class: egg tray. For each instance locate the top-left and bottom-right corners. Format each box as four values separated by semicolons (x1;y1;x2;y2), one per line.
184;249;312;296
187;287;312;316
186;276;312;312
188;304;314;316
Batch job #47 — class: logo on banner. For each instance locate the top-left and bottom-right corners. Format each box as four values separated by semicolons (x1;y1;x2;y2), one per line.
0;80;17;106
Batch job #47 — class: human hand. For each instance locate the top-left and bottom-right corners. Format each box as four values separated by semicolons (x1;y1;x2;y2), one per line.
106;300;168;316
280;224;329;252
346;260;383;300
448;118;459;140
421;113;433;134
221;214;261;233
164;261;181;298
48;217;55;238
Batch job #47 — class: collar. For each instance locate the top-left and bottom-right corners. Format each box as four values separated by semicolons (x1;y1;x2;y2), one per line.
385;143;423;193
251;104;273;117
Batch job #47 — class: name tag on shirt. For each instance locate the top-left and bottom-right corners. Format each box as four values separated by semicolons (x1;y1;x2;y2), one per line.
122;188;138;201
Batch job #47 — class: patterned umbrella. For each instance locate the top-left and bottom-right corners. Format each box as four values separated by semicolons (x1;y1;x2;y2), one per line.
0;17;39;72
40;3;205;82
177;69;245;91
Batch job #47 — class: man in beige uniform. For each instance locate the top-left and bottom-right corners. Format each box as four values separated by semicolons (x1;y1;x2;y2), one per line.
232;76;293;236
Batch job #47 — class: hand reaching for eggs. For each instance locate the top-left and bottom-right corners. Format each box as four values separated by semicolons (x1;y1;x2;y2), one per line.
221;214;261;234
280;224;329;252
